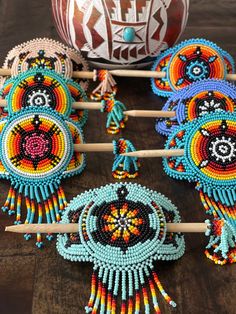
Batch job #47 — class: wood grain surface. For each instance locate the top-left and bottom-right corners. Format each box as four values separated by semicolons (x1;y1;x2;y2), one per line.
0;1;235;313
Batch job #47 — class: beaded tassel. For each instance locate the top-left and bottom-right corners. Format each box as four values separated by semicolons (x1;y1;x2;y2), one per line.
205;219;236;265
91;70;117;99
198;187;236;262
90;69;128;134
85;267;176;314
1;183;66;248
112;139;140;179
101;98;127;134
57;183;185;313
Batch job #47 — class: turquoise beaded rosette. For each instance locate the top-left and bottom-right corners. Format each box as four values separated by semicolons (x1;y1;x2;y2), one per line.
57;183;185;314
163;112;236;263
0;106;85;247
0;68;89;127
151;38;235;97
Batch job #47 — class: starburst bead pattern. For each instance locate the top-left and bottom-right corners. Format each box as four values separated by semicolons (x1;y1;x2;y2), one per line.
57;183;185;314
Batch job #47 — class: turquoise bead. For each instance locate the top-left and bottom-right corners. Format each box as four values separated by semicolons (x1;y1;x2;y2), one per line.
123;27;135;42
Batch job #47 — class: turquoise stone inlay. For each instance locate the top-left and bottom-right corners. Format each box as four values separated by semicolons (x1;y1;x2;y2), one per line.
123;27;135;42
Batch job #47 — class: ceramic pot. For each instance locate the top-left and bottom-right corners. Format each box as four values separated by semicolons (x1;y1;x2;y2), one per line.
51;0;189;68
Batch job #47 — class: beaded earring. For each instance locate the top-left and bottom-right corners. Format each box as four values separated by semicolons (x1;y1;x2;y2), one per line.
205;219;236;265
163;112;236;263
0;37;89;91
91;70;127;134
156;79;236;136
0;68;88;127
57;182;185;314
0;106;85;247
151;38;235;97
112;139;140;179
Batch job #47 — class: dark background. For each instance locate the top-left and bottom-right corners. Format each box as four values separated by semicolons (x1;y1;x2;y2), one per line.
0;1;235;313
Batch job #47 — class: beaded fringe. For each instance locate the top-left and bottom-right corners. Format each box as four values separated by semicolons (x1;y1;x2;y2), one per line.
2;183;67;248
91;70;117;99
102;98;127;135
85;267;176;314
199;188;236;264
112;139;140;179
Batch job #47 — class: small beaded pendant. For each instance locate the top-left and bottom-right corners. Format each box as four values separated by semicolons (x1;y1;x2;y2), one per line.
163;112;236;263
151;38;235;97
156;79;236;136
0;106;85;247
57;183;185;314
112;139;140;179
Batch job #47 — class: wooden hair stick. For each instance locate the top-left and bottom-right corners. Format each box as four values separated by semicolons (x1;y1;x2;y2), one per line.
123;110;176;118
109;69;236;81
0;99;175;118
73;143;184;156
1;67;236;81
0;99;103;110
121;149;184;158
0;68;96;80
5;222;208;234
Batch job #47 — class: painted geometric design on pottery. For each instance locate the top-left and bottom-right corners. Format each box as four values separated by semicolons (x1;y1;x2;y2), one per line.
52;0;189;64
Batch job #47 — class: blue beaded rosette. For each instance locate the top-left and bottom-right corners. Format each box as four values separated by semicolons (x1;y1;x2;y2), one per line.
156;79;236;136
163;112;236;263
0;106;85;247
151;46;175;98
57;183;185;314
151;38;235;97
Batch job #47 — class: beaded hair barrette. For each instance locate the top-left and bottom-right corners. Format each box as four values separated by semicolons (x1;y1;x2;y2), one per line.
0;38;90;91
163;112;236;264
0;106;85;247
151;38;235;97
0;93;140;246
7;183;236;312
57;183;185;314
0;63;128;134
0;39;120;118
2;38;236;102
156;79;236;136
0;68;89;127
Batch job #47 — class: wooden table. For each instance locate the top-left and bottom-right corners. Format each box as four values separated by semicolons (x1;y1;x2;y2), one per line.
0;1;235;313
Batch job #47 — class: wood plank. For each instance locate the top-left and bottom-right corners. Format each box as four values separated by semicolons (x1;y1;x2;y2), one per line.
0;255;35;314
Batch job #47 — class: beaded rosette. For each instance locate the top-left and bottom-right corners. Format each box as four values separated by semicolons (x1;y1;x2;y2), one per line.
0;38;89;91
151;47;175;98
0;68;88;127
163;112;236;263
57;183;185;314
0;107;85;247
151;38;235;97
156;79;236;136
